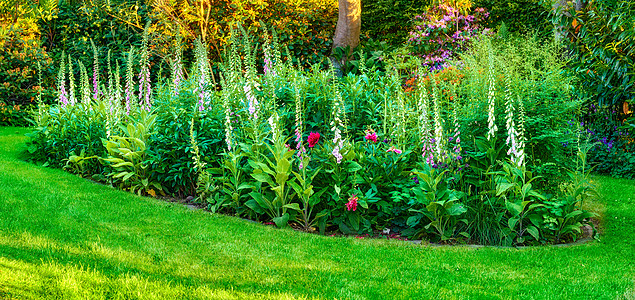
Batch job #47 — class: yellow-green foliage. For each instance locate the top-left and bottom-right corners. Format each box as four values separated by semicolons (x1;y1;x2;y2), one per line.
149;0;337;65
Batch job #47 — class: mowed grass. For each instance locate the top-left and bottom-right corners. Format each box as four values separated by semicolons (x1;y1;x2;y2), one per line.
0;126;633;299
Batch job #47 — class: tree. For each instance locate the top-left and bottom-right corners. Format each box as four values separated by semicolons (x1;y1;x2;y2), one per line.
331;0;361;75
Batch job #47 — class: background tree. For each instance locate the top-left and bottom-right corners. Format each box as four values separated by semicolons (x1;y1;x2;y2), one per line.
331;0;360;75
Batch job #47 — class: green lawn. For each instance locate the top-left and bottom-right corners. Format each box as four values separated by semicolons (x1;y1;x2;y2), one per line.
0;126;633;299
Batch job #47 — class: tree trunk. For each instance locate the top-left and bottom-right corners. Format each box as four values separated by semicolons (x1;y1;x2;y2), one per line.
331;0;361;76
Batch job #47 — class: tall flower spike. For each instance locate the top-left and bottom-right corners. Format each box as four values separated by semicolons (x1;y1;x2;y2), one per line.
114;61;123;116
78;61;90;107
57;54;68;107
220;74;234;152
418;84;433;165
486;53;498;141
67;55;76;106
107;49;114;100
503;72;524;168
194;38;210;111
125;47;135;115
293;77;306;169
452;106;462;160
244;80;259;120
515;95;526;168
138;22;152;111
431;80;445;161
504;72;516;149
261;23;276;77
330;65;346;164
171;34;184;97
91;40;100;101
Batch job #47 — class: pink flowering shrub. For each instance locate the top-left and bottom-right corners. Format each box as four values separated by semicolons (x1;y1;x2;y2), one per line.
407;2;490;71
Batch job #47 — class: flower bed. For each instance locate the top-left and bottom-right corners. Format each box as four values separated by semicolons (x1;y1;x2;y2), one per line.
26;25;596;246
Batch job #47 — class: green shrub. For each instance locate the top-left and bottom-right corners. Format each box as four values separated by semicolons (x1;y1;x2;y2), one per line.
474;0;552;36
361;0;432;46
0;18;55;108
553;0;635;107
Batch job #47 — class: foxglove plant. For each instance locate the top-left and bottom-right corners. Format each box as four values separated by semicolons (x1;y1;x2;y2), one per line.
268;112;281;144
244;80;259;120
431;82;445;162
293;77;307;169
262;33;275;77
194;38;211;111
171;37;184;97
107;49;114;98
394;74;407;148
418;84;434;165
220;74;234;152
113;61;123;116
91;40;100;101
486;57;497;141
57;55;68;107
78;61;91;107
138;22;152;111
125;48;135;115
330;68;347;164
67;55;76;106
503;73;525;168
451;106;462;161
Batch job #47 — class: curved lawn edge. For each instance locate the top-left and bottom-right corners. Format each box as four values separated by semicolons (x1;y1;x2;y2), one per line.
1;127;634;299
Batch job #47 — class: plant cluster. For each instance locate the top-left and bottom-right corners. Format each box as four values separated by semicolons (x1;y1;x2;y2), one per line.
26;23;594;246
580;104;635;179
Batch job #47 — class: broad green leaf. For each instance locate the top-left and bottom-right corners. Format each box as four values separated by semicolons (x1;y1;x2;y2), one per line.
447;203;467;216
245;199;265;214
496;182;515;196
273;213;290;228
282;203;301;211
506;200;523;216
345;161;362;172
526;226;540;241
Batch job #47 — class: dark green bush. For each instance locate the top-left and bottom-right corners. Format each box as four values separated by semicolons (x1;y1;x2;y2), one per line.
554;0;635;107
474;0;552;36
361;0;432;46
582;105;635;179
147;82;225;197
0;19;56;108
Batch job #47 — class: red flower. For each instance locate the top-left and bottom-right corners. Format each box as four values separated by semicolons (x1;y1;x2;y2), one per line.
308;132;320;148
346;194;358;211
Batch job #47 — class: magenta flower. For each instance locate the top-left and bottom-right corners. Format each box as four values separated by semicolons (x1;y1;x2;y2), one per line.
346;194;358;211
308;132;320;148
364;129;378;143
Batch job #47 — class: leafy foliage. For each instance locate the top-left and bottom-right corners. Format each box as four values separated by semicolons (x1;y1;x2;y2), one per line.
361;0;432;46
474;0;551;36
553;0;635;107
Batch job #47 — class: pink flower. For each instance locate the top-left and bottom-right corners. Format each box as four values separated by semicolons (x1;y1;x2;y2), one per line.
308;132;320;148
386;146;402;154
346;194;358;211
